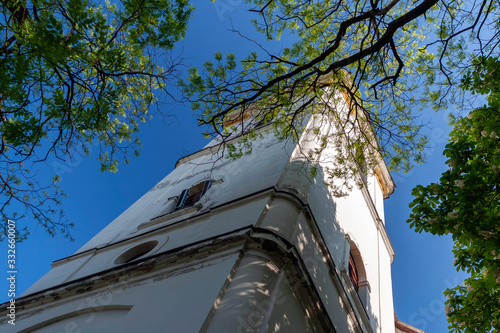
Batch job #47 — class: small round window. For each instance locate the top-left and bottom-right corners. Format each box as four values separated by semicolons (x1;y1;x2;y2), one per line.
114;240;158;265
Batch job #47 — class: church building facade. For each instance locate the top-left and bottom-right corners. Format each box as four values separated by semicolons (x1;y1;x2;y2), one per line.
1;88;423;333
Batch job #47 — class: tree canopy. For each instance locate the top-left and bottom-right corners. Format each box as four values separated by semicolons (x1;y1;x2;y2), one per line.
180;0;499;195
2;0;499;247
0;0;192;239
408;56;500;332
180;2;499;330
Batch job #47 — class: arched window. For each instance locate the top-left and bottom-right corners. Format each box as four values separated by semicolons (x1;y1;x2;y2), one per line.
346;240;370;307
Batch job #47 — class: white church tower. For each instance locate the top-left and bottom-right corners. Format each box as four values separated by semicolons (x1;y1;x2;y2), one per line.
1;83;422;332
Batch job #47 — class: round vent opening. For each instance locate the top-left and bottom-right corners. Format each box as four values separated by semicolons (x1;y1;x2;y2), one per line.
114;240;158;265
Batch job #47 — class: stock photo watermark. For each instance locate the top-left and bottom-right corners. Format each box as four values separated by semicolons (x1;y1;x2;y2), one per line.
407;277;460;330
55;287;123;333
236;281;287;333
50;141;98;181
212;0;244;21
391;121;449;185
6;219;17;326
235;254;326;333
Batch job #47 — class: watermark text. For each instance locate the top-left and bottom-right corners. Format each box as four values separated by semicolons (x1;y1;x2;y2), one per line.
6;219;17;325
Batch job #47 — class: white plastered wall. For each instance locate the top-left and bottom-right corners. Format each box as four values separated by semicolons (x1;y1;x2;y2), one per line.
8;99;398;333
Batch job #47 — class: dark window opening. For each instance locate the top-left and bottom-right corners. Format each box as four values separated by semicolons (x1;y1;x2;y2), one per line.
348;253;359;291
114;240;158;265
174;180;212;211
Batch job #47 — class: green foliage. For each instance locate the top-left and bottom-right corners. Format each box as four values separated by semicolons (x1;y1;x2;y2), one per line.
179;0;453;196
179;0;498;198
408;57;500;332
0;0;193;239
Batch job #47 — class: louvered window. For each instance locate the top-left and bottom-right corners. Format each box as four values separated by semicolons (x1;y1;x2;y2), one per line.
348;253;359;291
174;180;212;211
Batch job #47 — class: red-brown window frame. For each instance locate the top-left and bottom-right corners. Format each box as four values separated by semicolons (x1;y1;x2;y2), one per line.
348;253;359;291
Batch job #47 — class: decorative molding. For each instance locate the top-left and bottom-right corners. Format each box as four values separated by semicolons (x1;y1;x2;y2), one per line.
359;179;396;263
374;165;395;199
340;268;373;332
18;305;133;333
138;205;200;230
12;184;394;333
174;124;272;168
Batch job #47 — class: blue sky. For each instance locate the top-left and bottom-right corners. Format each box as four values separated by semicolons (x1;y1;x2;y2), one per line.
1;2;468;331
